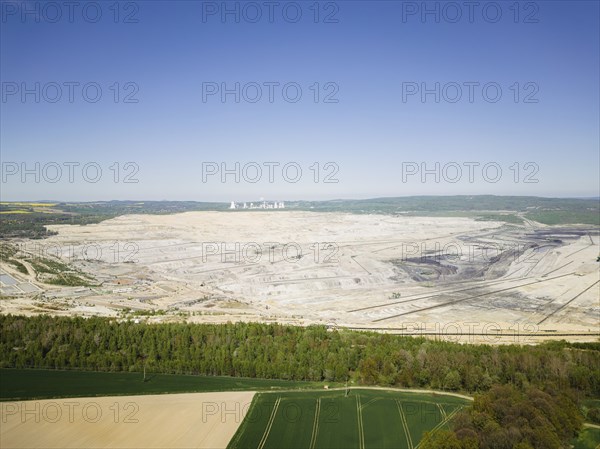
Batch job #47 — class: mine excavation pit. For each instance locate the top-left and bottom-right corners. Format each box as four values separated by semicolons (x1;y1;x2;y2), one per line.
0;211;597;342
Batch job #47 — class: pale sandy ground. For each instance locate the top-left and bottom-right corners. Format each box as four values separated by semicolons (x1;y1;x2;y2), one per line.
0;392;255;449
1;211;598;343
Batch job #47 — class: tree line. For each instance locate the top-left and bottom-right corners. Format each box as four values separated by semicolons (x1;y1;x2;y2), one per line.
1;315;598;396
420;384;583;449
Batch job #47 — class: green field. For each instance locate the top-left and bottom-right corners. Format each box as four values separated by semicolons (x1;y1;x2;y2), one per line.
0;369;328;401
228;389;469;449
572;427;600;449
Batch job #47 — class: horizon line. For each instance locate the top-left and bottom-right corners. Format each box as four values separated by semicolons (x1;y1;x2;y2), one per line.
1;194;599;203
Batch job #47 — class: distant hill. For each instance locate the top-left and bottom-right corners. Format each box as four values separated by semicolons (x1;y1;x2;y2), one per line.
1;196;598;239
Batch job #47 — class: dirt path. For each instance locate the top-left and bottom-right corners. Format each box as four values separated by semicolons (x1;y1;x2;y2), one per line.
259;385;474;401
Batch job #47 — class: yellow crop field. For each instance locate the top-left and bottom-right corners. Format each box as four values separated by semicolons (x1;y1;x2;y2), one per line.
0;202;57;207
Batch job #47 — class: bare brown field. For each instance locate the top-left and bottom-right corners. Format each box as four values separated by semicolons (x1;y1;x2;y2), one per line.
0;392;254;449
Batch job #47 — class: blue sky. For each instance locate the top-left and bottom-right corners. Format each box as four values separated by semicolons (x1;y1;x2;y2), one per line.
1;0;598;201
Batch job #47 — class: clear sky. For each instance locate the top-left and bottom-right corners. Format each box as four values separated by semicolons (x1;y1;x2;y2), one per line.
1;0;599;201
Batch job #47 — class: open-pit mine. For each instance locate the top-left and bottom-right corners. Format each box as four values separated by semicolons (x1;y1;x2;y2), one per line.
1;211;598;343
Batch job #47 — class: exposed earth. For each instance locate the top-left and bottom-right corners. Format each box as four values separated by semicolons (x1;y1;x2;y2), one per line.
0;392;254;449
1;211;598;343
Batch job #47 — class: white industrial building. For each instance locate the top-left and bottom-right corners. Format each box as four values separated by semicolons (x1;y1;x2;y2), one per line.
230;201;285;210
